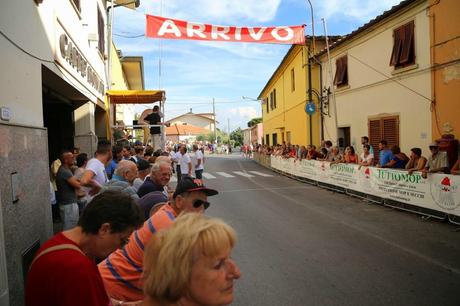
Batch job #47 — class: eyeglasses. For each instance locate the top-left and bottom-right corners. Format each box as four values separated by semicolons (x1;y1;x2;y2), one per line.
193;199;210;210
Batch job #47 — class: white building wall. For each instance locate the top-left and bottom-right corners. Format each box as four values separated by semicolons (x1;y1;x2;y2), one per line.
169;114;215;131
321;0;431;154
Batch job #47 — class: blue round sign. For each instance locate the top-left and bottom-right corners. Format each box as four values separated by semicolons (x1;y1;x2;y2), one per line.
305;102;316;115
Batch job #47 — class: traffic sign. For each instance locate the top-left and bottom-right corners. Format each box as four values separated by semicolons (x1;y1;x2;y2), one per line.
305;102;316;115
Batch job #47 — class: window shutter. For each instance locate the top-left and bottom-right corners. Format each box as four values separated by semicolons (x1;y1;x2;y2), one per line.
333;58;342;85
400;21;414;65
98;9;105;55
382;117;399;147
369;119;381;162
389;29;402;66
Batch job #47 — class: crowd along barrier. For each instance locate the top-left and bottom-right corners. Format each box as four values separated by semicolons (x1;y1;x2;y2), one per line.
252;153;460;225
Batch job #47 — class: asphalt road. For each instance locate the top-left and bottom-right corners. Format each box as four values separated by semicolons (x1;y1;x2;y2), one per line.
196;153;460;306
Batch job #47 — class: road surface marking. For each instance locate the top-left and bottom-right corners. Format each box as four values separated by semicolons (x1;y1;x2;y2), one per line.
249;171;273;177
202;173;217;179
216;172;235;178
233;171;255;177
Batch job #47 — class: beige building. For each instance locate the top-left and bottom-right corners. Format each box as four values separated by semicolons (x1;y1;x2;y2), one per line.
166;110;216;131
317;0;432;159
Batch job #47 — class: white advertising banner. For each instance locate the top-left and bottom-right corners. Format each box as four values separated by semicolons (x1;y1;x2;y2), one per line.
270;156;460;218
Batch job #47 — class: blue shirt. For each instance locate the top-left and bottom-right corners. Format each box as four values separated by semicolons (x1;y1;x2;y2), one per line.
106;160;118;179
379;149;393;167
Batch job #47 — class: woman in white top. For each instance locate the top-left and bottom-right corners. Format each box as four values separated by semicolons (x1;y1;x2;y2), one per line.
359;144;374;168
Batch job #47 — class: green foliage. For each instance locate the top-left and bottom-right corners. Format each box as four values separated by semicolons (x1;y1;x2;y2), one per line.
230;127;244;147
247;117;262;127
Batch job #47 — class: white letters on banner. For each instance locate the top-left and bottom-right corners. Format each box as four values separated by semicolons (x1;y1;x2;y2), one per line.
270;156;460;217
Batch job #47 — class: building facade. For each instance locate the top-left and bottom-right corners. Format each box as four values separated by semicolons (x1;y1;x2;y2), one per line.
428;0;460;140
250;123;263;146
258;38;330;148
0;1;110;304
166;111;216;131
318;0;432;159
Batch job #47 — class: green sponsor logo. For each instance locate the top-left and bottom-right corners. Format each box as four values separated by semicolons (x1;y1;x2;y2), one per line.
330;163;354;174
376;169;422;184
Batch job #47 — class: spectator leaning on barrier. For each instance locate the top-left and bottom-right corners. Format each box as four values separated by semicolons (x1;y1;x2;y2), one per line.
359;144;374;168
25;191;143;306
405;148;427;174
98;177;219;304
343;146;358;164
329;146;343;164
142;213;241;306
422;142;449;178
378;140;393;167
380;145;409;169
361;136;374;155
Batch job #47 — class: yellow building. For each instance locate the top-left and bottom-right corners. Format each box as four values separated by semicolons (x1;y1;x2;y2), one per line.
258;38;332;147
429;0;460;140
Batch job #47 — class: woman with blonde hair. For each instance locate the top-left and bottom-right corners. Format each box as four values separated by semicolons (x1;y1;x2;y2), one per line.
142;213;241;306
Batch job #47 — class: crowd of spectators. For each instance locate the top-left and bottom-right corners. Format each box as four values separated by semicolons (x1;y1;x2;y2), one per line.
34;139;241;306
255;136;459;176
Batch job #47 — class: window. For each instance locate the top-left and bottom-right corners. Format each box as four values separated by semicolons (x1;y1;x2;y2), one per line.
390;21;415;68
97;8;105;56
291;68;295;92
333;55;348;87
369;116;399;163
273;89;277;108
272;133;278;146
265;97;269;114
286;131;291;144
269;92;274;110
265;134;270;146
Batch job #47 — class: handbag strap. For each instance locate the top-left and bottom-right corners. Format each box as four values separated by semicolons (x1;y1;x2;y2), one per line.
30;243;84;270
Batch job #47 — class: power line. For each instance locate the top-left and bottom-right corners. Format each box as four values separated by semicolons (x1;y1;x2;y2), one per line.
0;30;54;63
113;33;144;38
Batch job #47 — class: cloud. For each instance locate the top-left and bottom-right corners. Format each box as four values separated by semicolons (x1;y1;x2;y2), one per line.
230;106;259;119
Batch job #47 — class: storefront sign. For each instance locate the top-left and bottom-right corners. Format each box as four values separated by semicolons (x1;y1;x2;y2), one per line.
269;156;460;217
146;15;305;45
55;22;105;101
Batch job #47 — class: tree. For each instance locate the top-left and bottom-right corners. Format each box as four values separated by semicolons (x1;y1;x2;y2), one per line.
230;128;244;147
196;134;206;141
247;117;262;127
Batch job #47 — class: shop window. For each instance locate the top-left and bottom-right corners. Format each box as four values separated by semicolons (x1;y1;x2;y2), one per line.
369;116;399;163
291;68;295;92
97;8;105;56
333;55;348;87
390;21;415;68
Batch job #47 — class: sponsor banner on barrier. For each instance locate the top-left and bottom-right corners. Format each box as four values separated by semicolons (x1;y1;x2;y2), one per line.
269;156;460;217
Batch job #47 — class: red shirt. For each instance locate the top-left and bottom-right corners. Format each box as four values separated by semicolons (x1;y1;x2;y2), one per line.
25;232;110;306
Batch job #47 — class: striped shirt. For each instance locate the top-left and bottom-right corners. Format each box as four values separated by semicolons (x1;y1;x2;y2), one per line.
98;204;177;301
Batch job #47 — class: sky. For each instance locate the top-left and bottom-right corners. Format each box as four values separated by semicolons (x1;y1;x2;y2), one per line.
113;0;402;132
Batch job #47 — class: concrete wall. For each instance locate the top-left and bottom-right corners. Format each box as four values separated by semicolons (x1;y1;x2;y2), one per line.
320;0;432;154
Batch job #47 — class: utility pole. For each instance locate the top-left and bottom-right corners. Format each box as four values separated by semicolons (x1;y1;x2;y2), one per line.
212;98;217;143
227;118;230;135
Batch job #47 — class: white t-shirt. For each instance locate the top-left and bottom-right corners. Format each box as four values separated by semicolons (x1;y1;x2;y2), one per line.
360;152;374;165
86;158;108;186
191;150;204;171
180;153;192;174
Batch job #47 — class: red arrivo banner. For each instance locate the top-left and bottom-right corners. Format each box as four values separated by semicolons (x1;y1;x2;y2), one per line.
146;15;305;45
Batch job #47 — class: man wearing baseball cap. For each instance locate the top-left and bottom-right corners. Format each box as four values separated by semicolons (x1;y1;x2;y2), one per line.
422;142;449;178
98;177;218;304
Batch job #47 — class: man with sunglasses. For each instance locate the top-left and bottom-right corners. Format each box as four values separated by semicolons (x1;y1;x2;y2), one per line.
98;177;218;304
